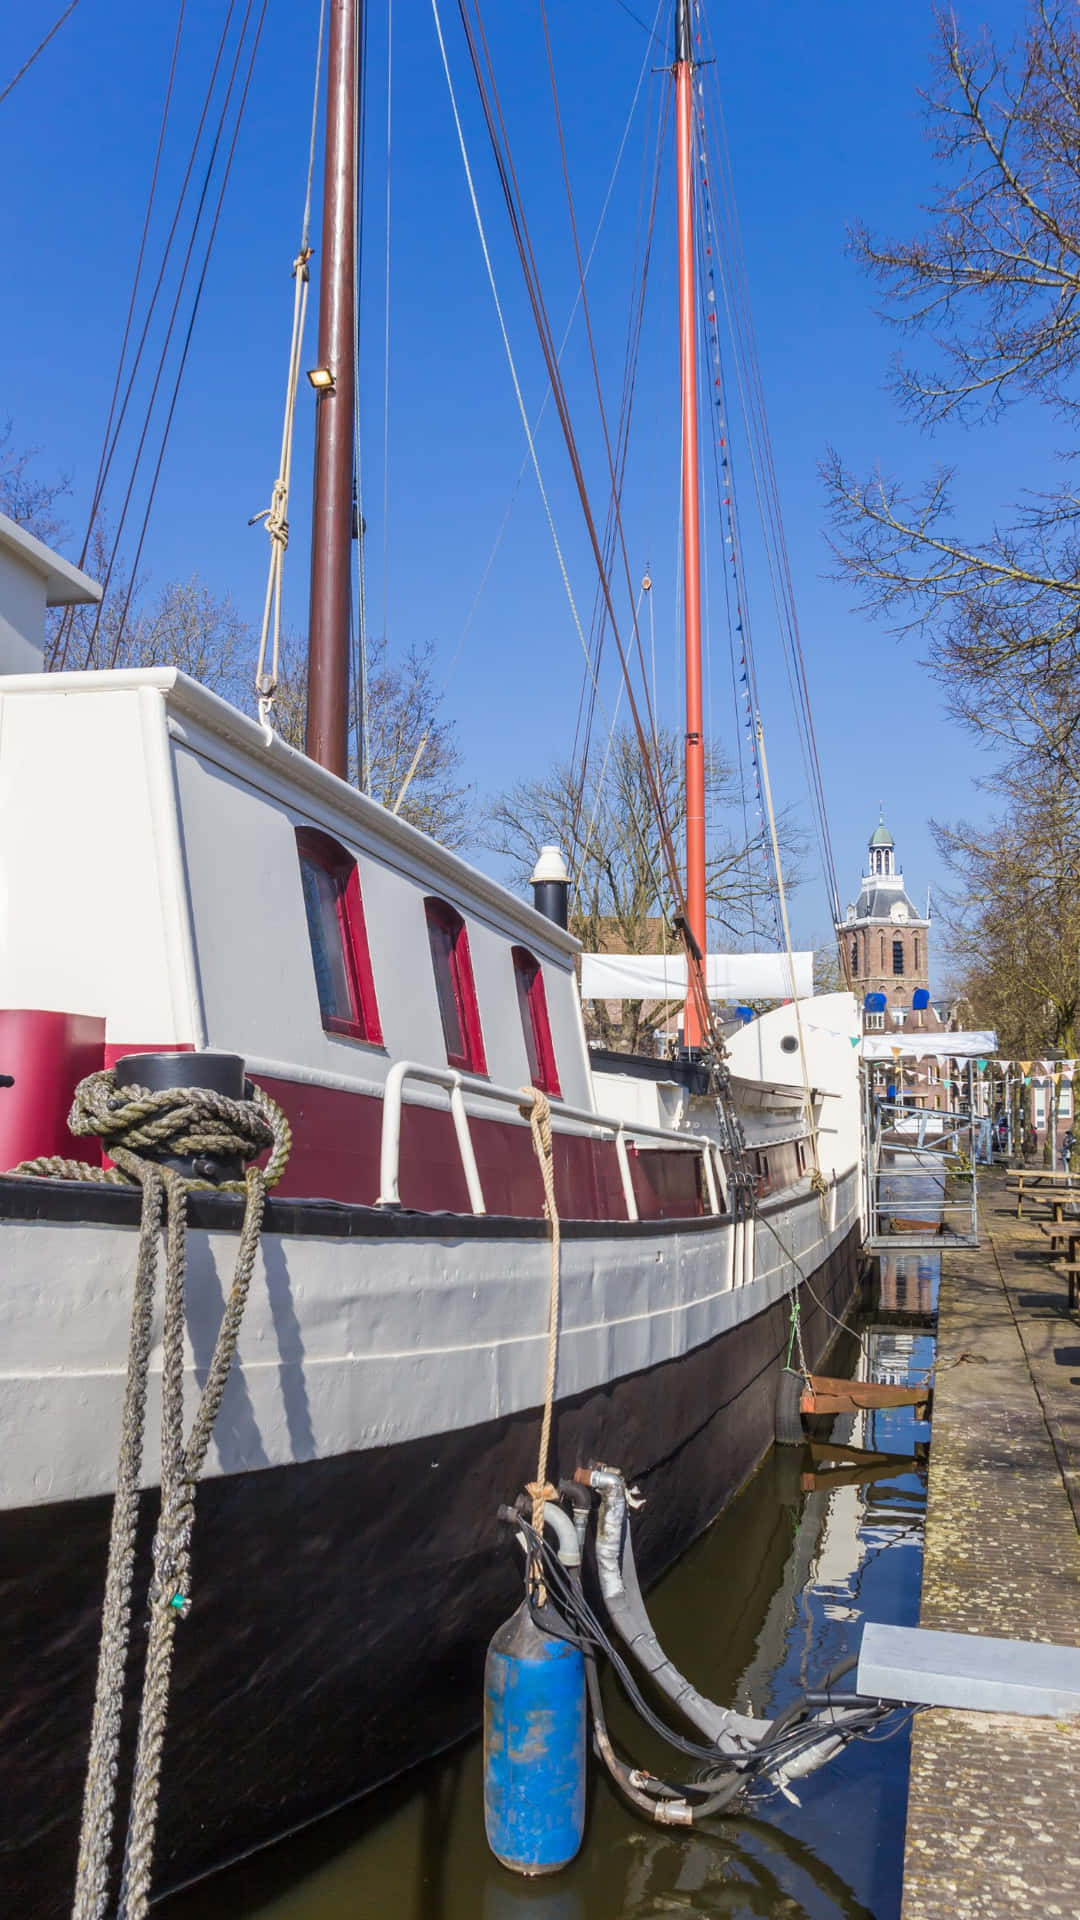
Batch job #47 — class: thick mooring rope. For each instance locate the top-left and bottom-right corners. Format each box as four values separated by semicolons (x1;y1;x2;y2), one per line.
519;1087;562;1551
9;1071;290;1920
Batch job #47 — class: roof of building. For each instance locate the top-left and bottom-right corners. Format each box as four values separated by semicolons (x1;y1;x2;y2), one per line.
869;819;894;849
0;512;102;607
852;881;925;922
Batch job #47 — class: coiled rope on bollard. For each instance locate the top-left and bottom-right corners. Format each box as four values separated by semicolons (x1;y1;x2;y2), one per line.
10;1069;291;1920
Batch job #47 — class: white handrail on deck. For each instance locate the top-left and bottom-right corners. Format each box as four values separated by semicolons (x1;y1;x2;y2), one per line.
375;1058;723;1223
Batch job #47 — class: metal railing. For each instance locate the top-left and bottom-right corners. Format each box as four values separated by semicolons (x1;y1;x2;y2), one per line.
375;1059;724;1222
863;1094;979;1249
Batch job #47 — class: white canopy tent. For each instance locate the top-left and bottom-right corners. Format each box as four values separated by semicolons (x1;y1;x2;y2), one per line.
859;1031;997;1062
579;951;814;1002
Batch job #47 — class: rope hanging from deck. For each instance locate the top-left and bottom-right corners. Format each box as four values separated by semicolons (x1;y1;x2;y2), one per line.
20;1072;291;1920
519;1087;562;1566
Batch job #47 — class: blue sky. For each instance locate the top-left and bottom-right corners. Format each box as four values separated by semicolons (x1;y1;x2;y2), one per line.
2;0;1041;982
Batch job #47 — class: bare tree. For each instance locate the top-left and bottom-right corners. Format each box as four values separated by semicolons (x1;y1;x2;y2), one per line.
933;760;1080;1054
3;422;472;846
0;420;71;545
487;726;802;1052
826;4;1080;776
273;634;472;849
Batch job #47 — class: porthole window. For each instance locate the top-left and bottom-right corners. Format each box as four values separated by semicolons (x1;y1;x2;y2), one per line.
780;1035;799;1054
296;828;383;1044
425;898;487;1073
512;947;560;1096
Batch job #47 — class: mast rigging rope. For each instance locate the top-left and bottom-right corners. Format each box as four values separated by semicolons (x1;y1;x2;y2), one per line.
568;63;669;858
48;1;184;668
445;17;661;795
455;0;719;1053
105;0;269;668
428;0;602;730
691;4;846;962
251;0;327;726
0;0;82;111
61;0;244;667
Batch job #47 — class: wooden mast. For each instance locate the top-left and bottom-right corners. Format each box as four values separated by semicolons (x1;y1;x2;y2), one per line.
675;0;706;1051
306;0;360;779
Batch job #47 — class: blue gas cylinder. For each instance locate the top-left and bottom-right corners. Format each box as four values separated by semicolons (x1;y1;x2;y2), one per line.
483;1599;586;1874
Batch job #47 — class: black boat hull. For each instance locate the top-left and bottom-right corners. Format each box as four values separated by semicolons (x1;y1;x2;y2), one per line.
2;1224;859;1915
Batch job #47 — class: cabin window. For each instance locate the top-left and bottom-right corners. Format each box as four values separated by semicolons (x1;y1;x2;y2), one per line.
892;938;904;976
296;828;383;1044
425;898;487;1073
512;947;561;1096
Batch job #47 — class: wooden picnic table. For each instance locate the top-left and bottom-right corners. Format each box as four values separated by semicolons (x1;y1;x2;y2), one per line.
1027;1206;1080;1312
1006;1168;1078;1216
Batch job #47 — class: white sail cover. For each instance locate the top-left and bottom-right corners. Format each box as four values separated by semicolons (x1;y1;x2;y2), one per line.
860;1030;997;1061
579;951;813;1001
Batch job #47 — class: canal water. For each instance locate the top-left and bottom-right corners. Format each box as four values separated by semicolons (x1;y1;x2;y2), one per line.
165;1247;937;1920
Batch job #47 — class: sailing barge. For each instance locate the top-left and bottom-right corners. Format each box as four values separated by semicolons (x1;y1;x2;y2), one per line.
0;0;863;1907
0;644;862;1910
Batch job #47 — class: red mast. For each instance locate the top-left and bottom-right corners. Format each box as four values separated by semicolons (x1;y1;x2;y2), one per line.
675;0;706;1050
306;0;360;779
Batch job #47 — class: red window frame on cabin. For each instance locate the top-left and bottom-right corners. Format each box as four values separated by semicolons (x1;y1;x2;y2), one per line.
296;827;383;1045
424;897;487;1074
512;947;561;1097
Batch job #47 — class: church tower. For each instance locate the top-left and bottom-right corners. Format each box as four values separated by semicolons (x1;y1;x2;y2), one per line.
840;816;939;1034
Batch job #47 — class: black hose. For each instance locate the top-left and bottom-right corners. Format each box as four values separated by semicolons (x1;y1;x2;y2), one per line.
514;1518;894;1810
518;1520;742;1769
582;1643;682;1821
575;1579;748;1823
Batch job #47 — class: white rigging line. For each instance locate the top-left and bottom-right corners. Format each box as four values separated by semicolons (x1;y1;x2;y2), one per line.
429;0;605;718
431;1;662;708
574;576;650;915
251;0;326;726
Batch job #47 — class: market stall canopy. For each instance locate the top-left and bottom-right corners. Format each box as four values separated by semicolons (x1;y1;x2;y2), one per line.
580;952;813;1001
860;1031;997;1062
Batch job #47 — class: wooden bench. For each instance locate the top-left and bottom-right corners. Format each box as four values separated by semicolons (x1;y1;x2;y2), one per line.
1038;1221;1076;1252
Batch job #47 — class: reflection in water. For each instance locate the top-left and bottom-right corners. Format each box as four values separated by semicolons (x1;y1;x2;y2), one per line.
164;1261;934;1920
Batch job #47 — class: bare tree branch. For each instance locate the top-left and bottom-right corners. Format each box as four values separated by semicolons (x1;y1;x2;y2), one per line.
486;727;803;1052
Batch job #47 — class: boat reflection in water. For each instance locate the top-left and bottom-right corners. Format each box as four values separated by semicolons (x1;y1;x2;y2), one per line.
164;1254;934;1920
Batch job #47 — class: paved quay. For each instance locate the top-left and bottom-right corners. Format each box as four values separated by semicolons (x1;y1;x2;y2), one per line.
901;1167;1080;1920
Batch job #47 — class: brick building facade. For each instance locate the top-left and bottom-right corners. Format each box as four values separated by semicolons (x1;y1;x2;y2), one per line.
840;817;943;1039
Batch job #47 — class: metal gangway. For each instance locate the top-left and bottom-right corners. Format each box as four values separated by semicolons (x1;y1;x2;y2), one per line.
863;1093;980;1252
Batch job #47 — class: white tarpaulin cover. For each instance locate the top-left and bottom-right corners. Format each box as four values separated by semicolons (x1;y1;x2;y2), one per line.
859;1030;997;1062
580;951;814;1001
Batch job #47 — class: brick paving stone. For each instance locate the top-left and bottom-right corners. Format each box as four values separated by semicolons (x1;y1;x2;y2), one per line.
901;1169;1080;1920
